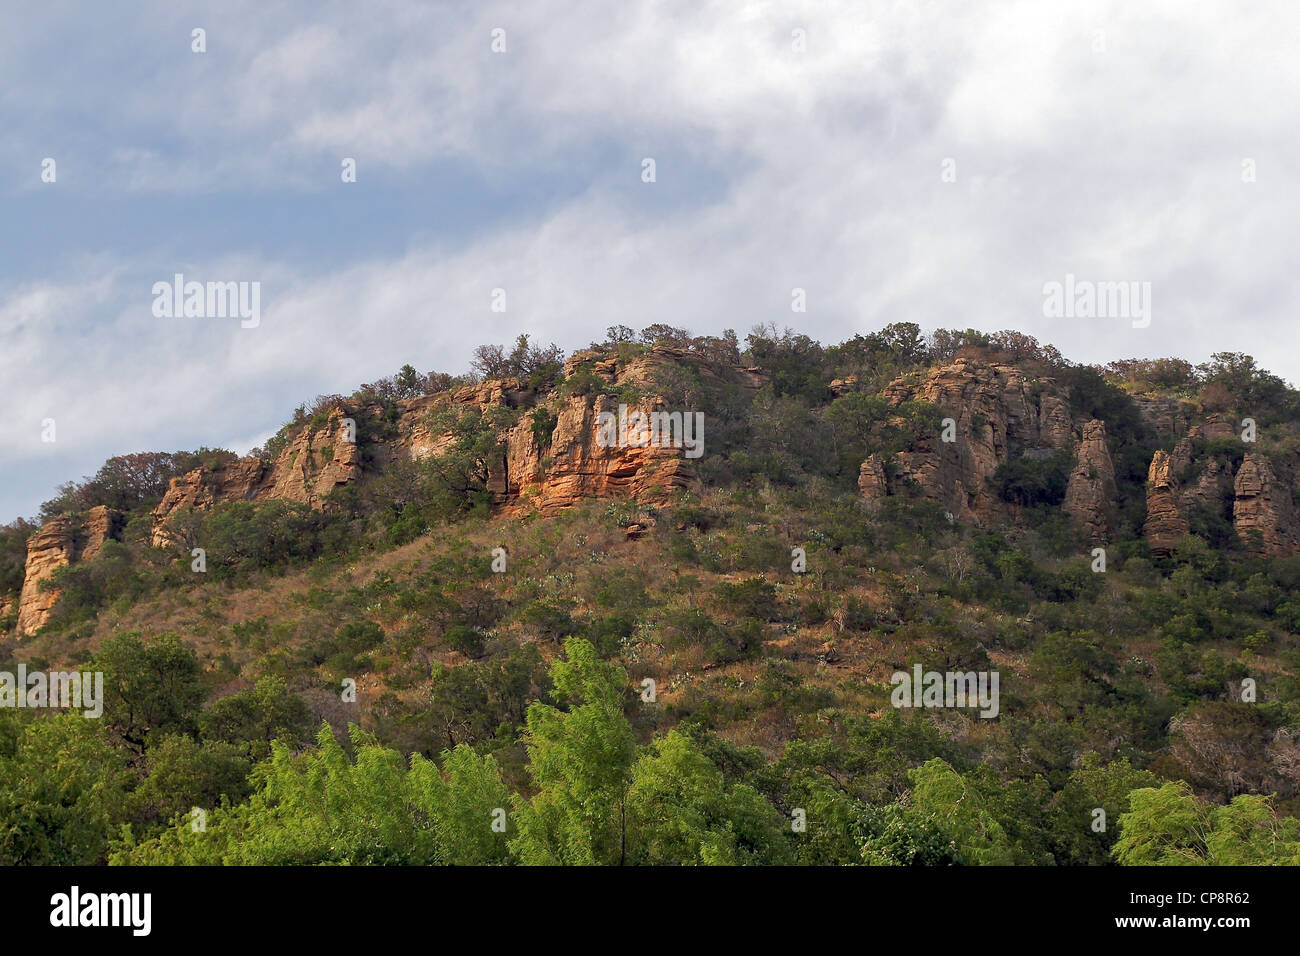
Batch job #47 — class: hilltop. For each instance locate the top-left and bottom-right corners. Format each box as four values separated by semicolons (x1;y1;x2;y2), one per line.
3;324;1299;866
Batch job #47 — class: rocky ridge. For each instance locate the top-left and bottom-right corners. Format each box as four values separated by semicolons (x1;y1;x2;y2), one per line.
7;350;1298;636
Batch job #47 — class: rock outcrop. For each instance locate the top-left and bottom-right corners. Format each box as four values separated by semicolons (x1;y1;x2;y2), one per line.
1140;419;1298;557
1142;450;1190;554
1134;396;1196;443
502;395;699;515
857;455;888;502
1233;454;1298;556
260;408;362;503
858;359;1074;520
1064;420;1118;539
150;349;763;545
151;407;361;547
16;346;1300;639
16;506;124;636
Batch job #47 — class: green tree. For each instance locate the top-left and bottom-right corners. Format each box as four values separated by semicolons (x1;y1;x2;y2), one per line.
126;735;251;829
92;632;206;754
117;724;514;866
626;730;789;865
396;363;421;397
410;743;513;865
198;675;313;760
510;638;635;865
1047;754;1158;865
899;759;1017;865
0;712;133;865
1113;782;1300;865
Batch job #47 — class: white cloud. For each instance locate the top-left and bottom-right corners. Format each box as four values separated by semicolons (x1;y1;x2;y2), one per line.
2;0;1299;519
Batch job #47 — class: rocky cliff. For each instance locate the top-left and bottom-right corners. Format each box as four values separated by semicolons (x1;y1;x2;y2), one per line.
12;347;1300;638
1233;453;1298;556
856;358;1075;521
16;505;124;636
1063;420;1118;539
12;349;737;635
148;347;757;544
1141;420;1297;557
851;357;1299;556
150;407;359;548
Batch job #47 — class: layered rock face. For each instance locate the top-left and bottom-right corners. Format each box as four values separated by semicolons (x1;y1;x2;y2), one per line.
261;408;362;503
854;357;1300;558
501;394;698;515
149;348;759;545
492;347;763;513
1063;420;1118;539
151;408;360;547
857;456;888;501
16;506;124;636
1141;420;1297;556
1142;451;1190;554
857;359;1074;520
1134;396;1196;443
1233;454;1298;556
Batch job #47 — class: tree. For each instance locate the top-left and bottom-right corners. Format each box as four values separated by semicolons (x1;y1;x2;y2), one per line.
115;724;515;865
992;451;1072;507
1168;702;1288;801
1197;352;1290;417
744;325;828;401
895;759;1017;865
417;405;514;520
1113;782;1300;865
0;519;37;599
92;632;206;755
638;324;694;348
411;744;513;865
1047;753;1159;865
198;675;313;760
39;449;236;519
859;802;963;866
396;363;421;397
826;392;895;475
0;712;133;865
471;334;564;385
510;638;635;865
626;730;789;864
604;325;636;345
126;735;251;829
878;322;928;366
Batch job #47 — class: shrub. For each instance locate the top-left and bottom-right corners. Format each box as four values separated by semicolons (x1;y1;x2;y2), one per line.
445;625;486;658
992;451;1072;507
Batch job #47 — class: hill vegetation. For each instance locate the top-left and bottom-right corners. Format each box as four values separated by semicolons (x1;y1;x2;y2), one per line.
2;324;1299;866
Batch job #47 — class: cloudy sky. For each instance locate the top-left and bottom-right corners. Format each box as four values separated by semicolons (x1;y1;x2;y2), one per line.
3;0;1297;522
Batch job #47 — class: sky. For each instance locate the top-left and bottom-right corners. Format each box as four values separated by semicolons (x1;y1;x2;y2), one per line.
3;0;1298;523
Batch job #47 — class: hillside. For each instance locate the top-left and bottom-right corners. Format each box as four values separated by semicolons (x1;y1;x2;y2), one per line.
3;324;1300;866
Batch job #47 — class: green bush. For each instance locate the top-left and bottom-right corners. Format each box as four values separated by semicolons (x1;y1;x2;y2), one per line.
445;625;486;658
992;451;1072;507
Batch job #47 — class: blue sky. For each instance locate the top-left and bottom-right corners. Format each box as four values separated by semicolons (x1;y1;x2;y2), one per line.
4;0;1299;523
